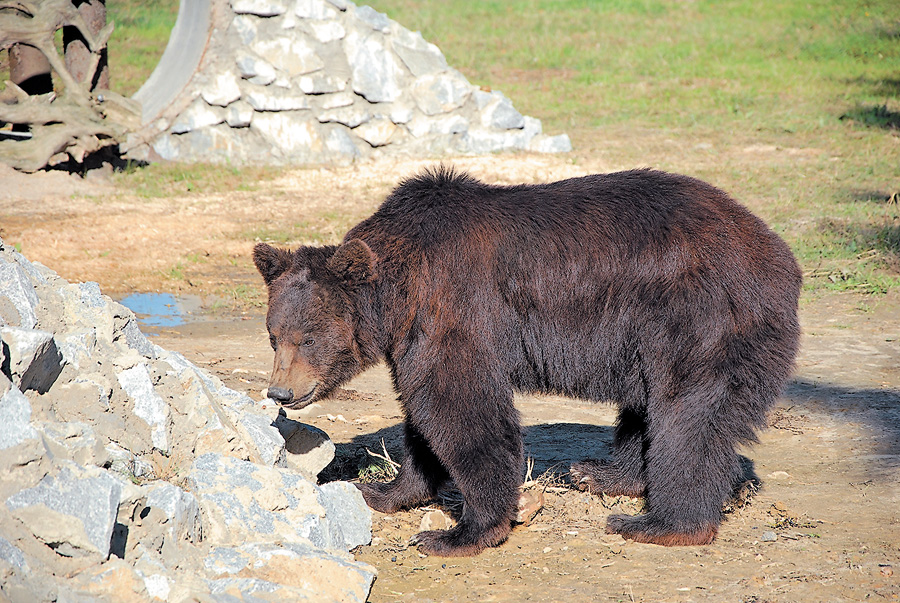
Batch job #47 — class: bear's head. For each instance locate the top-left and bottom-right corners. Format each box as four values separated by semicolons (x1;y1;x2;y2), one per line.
253;239;377;409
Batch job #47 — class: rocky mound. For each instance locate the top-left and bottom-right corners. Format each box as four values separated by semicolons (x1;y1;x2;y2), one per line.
127;0;571;164
0;237;375;602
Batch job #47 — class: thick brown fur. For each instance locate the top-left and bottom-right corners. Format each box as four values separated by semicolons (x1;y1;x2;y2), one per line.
254;166;801;556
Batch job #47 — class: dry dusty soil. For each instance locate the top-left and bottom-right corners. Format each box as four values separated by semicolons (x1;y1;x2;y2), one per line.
1;149;898;602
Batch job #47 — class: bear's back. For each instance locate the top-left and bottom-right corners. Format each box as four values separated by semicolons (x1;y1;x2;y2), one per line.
350;167;796;289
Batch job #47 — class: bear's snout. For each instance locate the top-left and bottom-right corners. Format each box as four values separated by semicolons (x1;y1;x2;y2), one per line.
268;386;293;404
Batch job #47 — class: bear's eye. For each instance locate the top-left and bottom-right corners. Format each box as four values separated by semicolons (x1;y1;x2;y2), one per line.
302;338;315;347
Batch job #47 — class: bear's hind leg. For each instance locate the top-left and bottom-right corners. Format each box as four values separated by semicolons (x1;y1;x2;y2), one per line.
357;421;449;513
571;407;646;497
605;394;741;546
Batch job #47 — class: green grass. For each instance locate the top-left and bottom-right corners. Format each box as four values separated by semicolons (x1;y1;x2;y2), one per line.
229;284;264;307
366;0;900;135
239;210;369;247
107;0;179;96
113;161;281;197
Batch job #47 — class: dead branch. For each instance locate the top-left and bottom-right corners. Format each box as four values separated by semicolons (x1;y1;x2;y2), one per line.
0;0;136;172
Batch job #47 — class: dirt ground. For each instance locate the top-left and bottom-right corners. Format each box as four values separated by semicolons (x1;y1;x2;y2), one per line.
1;150;898;602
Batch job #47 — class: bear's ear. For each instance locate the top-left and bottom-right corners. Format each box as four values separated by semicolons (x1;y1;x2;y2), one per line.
327;239;377;285
253;243;293;286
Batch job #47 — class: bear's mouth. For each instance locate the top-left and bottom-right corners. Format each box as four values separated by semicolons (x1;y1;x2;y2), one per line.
283;385;317;409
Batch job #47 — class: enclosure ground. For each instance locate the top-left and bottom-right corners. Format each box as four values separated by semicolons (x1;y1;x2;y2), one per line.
0;149;897;601
142;289;899;602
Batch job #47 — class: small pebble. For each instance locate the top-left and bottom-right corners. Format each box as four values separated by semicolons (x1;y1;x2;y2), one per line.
761;531;778;542
516;489;544;524
420;510;453;532
767;471;792;480
880;565;893;577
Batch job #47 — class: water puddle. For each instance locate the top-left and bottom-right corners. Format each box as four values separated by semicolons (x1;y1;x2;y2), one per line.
118;293;203;329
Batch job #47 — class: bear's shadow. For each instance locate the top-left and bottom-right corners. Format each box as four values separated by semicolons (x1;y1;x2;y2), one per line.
320;422;759;489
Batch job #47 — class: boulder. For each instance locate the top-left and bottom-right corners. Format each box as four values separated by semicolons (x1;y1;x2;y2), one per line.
0;262;39;329
275;414;335;479
187;452;371;551
128;0;571;165
1;327;65;394
204;541;375;602
5;462;123;560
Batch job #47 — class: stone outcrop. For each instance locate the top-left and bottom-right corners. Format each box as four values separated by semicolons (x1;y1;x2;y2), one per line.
0;237;375;602
127;0;570;165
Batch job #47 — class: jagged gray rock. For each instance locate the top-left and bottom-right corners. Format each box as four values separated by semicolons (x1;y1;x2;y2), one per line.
34;421;108;468
0;327;65;394
0;378;38;452
204;541;375;602
0;535;28;573
0;263;40;329
0;238;375;602
187;452;371;551
5;462;123;559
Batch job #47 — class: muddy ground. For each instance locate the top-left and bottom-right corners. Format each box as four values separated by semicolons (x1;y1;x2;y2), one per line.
1;149;898;602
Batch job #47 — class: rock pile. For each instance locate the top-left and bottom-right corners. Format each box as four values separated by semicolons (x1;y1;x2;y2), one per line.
127;0;571;164
0;238;375;602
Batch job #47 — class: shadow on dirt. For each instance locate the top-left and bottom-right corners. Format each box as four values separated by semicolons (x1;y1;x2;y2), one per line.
785;378;900;458
321;422;616;484
318;380;898;488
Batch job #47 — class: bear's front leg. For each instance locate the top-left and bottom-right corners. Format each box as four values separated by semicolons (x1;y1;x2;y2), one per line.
404;374;524;557
356;421;449;513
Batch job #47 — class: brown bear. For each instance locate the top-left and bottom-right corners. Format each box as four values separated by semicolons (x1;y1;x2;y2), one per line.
253;167;801;557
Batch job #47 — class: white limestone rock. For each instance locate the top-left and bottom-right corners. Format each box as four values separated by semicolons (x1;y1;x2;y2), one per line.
201;72;243;107
411;70;472;116
354;116;400;147
344;29;405;103
0;261;39;329
317;104;371;128
170;98;226;134
294;0;338;20
231;0;287;17
251;37;324;77
392;28;448;78
298;71;347;94
236;53;278;86
187;452;371;551
116;364;171;453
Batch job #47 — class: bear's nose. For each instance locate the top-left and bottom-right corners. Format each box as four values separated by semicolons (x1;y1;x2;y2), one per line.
268;387;294;404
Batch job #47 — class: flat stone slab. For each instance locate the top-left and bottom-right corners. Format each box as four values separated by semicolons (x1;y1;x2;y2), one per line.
187;452;371;551
5;462;123;559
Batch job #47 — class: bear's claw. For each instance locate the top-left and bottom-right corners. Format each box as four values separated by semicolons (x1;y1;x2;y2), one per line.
605;513;718;546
